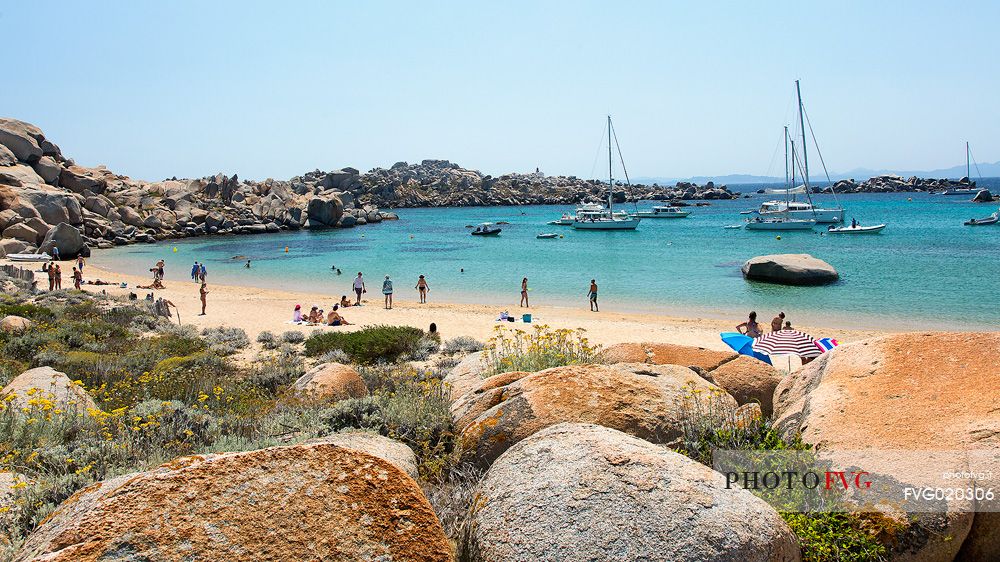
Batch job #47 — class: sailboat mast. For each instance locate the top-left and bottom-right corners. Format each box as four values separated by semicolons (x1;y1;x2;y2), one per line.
784;126;790;189
795;80;810;189
789;140;796;208
966;141;970;180
608;115;613;212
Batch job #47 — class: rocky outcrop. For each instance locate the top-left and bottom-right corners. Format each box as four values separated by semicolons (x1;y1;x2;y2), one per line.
773;332;1000;561
466;423;800;562
699;354;783;417
13;442;452;562
357;160;736;208
443;350;490;404
39;222;86;258
742;253;839;286
0;366;97;413
458;363;735;469
0;118;388;257
972;189;995;203
825;175;976;194
290;362;368;402
601;342;737;372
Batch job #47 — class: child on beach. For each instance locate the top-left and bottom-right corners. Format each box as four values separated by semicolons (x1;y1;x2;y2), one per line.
588;279;598;312
382;275;393;309
415;275;429;304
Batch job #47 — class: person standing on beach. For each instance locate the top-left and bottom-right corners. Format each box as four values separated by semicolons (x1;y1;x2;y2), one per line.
520;277;529;308
353;272;366;305
155;259;165;281
382;275;394;309
199;263;207;282
76;255;85;273
771;312;785;332
47;263;55;291
199;281;209;315
53;264;62;290
72;267;82;290
52;246;60;261
415;275;429;304
191;261;199;282
588;279;598;312
737;311;763;338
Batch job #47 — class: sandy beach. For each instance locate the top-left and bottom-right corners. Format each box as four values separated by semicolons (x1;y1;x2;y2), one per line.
4;256;892;352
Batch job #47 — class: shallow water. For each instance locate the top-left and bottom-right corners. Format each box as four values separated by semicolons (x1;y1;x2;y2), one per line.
97;183;1000;330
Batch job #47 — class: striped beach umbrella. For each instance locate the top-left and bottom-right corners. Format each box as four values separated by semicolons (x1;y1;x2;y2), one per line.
815;337;840;353
752;330;822;358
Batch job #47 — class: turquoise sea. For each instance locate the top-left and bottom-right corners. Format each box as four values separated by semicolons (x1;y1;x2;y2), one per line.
97;182;1000;330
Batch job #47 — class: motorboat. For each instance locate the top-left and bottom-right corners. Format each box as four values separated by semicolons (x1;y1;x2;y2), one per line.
745;216;816;231
632;205;690;218
826;223;886;234
547;214;575;226
470;223;502;236
5;253;51;262
940;188;977;196
550;203;630;225
570;116;641;231
964;210;999;226
536;233;559;239
723;224;743;229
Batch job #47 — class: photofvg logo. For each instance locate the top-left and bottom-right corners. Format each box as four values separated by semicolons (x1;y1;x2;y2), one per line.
712;450;999;513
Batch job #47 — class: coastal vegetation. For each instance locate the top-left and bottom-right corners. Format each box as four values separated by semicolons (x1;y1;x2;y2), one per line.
483;324;599;375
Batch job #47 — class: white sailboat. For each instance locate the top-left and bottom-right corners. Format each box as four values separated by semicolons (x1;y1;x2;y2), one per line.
572;116;640;231
756;80;844;224
746;125;815;231
939;142;979;195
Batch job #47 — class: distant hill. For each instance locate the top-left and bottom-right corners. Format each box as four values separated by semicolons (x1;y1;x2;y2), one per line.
635;160;1000;186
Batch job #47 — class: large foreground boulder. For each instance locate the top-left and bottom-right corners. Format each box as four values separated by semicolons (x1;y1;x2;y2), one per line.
290;362;368;402
602;342;737;371
308;431;419;479
14;442;451;562
0;118;43;162
699;354;783;417
741;253;838;285
773;332;1000;561
467;423;800;562
459;363;734;469
443;350;489;403
1;315;32;333
1;366;97;413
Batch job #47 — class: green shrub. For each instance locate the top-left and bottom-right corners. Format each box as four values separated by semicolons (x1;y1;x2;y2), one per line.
201;326;249;355
442;336;483;354
304;325;428;364
483;324;599;376
0;301;56;322
246;348;305;394
783;512;893;562
256;330;277;349
280;330;305;345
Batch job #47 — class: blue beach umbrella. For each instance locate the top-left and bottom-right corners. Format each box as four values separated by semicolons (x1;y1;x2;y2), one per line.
720;332;773;365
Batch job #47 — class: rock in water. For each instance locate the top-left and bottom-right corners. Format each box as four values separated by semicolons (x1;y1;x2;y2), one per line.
741;253;838;286
971;189;994;203
14;443;452;562
466;423;800;562
773;332;1000;561
458;363;734;469
290;362;368;402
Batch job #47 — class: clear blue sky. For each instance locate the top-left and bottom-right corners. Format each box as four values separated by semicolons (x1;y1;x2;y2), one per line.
4;1;998;181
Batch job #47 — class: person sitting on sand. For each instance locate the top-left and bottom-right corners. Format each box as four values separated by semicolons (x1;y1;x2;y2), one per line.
339;295;352;308
292;304;303;323
771;312;785;332
326;304;351;326
306;306;320;324
783;320;792;330
736;311;763;338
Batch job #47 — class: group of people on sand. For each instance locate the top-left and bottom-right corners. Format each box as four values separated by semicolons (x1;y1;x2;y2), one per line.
519;277;600;312
41;255;86;291
350;272;432;311
735;310;792;338
292;303;351;327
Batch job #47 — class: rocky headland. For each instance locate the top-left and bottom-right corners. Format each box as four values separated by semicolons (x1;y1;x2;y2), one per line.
822;175;976;194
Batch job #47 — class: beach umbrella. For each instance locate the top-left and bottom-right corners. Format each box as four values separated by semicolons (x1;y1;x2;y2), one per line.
720;332;773;365
815;337;840;353
753;330;822;359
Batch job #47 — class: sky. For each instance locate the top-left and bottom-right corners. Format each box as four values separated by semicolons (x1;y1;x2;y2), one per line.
4;1;998;182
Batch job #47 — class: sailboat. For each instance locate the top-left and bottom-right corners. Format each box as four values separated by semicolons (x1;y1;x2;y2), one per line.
746;126;816;231
572;116;641;231
756;81;844;224
939;142;979;196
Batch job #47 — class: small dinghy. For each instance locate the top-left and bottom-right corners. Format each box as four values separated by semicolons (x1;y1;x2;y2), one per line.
723;224;743;229
6;253;51;262
470;222;502;236
536;233;558;239
739;210;755;215
964;210;999;226
826;223;887;234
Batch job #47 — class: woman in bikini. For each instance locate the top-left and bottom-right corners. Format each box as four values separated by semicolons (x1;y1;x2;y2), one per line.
736;311;763;338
